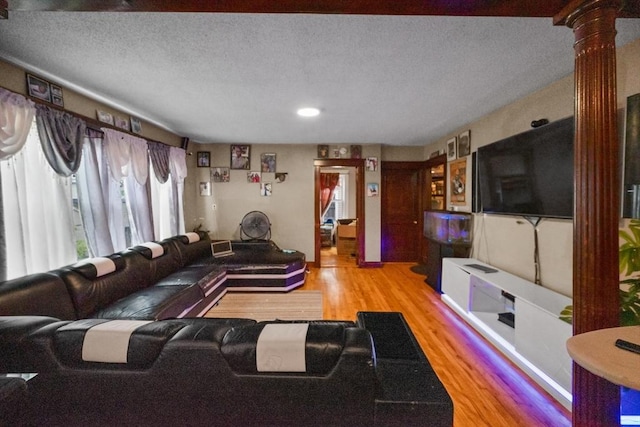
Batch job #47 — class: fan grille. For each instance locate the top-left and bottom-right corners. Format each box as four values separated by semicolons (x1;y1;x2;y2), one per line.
240;211;271;240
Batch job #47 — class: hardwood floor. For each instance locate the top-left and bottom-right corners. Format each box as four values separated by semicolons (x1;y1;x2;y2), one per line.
299;261;572;427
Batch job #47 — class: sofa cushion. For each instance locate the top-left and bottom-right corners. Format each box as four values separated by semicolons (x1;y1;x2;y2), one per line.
0;316;70;373
221;323;345;375
57;254;151;319
164;231;211;267
72;257;117;278
54;319;188;368
92;284;203;320
0;273;77;320
125;241;182;285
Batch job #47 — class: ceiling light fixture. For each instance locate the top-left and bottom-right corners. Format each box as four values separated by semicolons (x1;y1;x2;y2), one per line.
297;107;320;117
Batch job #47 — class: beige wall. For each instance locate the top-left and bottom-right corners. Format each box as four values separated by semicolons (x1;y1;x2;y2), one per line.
184;142;383;263
0;58;182;147
423;37;640;297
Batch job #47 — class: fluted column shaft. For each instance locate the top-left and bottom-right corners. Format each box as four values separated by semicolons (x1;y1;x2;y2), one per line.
557;1;621;425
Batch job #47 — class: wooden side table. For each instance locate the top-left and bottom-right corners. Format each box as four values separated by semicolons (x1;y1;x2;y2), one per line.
566;325;640;390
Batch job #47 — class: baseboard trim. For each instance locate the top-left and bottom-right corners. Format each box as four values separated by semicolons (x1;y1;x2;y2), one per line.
359;261;383;268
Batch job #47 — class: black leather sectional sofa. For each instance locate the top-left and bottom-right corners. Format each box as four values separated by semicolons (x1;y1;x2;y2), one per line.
0;233;453;426
0;232;307;321
0;312;453;426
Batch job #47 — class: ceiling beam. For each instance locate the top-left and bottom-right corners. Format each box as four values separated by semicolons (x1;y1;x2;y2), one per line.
7;0;576;17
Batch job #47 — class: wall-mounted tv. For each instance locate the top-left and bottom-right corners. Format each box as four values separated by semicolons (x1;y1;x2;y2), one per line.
477;116;574;219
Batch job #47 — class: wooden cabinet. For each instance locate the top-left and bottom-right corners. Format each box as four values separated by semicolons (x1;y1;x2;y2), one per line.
426;154;446;211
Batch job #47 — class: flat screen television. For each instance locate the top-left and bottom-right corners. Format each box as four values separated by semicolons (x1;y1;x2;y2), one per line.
477;116;574;219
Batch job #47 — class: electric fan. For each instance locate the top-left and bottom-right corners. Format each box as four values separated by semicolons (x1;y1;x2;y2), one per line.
240;211;271;241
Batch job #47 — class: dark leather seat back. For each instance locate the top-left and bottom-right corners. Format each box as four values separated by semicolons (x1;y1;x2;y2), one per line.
0;272;77;320
56;254;150;318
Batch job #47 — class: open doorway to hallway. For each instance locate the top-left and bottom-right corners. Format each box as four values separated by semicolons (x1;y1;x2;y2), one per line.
314;159;364;268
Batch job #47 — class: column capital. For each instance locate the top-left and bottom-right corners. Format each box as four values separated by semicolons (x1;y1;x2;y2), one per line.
554;0;622;26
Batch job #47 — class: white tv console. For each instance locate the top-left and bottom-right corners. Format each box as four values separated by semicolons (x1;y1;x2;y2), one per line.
441;258;573;410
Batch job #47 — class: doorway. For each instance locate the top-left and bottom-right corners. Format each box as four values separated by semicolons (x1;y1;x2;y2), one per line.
313;159;364;268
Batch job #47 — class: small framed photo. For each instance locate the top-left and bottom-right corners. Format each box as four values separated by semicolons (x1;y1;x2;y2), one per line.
450;157;467;205
50;84;64;107
260;182;272;197
97;110;114;125
130;117;142;134
114;115;130;131
457;130;471;157
275;172;288;183
26;74;51;103
260;153;276;172
366;157;378;172
247;171;261;183
197;151;211;168
367;183;379;197
231;144;250;170
199;181;211;197
211;167;230;182
351;145;362;159
317;145;329;159
447;136;457;161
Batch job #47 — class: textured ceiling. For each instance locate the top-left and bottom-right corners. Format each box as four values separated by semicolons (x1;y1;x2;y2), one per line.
0;12;639;146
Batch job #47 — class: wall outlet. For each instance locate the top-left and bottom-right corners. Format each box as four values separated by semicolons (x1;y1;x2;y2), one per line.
212;204;217;211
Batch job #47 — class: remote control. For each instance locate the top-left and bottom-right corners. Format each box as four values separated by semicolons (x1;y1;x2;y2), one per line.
615;339;640;355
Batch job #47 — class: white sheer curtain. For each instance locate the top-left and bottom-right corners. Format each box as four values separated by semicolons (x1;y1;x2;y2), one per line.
170;146;187;235
102;128;154;247
149;161;175;240
0;88;36;160
76;130;126;256
0;120;76;279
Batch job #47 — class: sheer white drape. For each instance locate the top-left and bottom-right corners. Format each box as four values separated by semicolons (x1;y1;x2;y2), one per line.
149;161;175;240
102;128;154;246
150;146;187;238
0;88;36;160
169;146;187;234
76;132;125;256
0;121;76;279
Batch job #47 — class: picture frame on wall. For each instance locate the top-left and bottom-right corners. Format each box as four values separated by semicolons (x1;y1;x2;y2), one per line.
130;117;142;134
197;151;211;168
260;153;276;172
366;157;378;172
261;182;272;197
231;144;250;170
317;145;329;159
457;130;471;157
450;157;467;205
351;145;362;159
26;74;51;103
247;171;261;183
97;110;114;125
114;116;130;131
199;181;211;197
211;167;230;182
367;183;379;197
50;84;64;107
447;137;457;161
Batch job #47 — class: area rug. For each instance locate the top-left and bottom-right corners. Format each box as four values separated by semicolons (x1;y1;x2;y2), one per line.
205;291;323;321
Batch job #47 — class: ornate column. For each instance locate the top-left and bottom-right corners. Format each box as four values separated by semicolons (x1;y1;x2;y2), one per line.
555;1;621;425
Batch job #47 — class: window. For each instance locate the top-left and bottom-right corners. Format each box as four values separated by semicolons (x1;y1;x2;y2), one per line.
322;173;349;222
1;120;78;279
